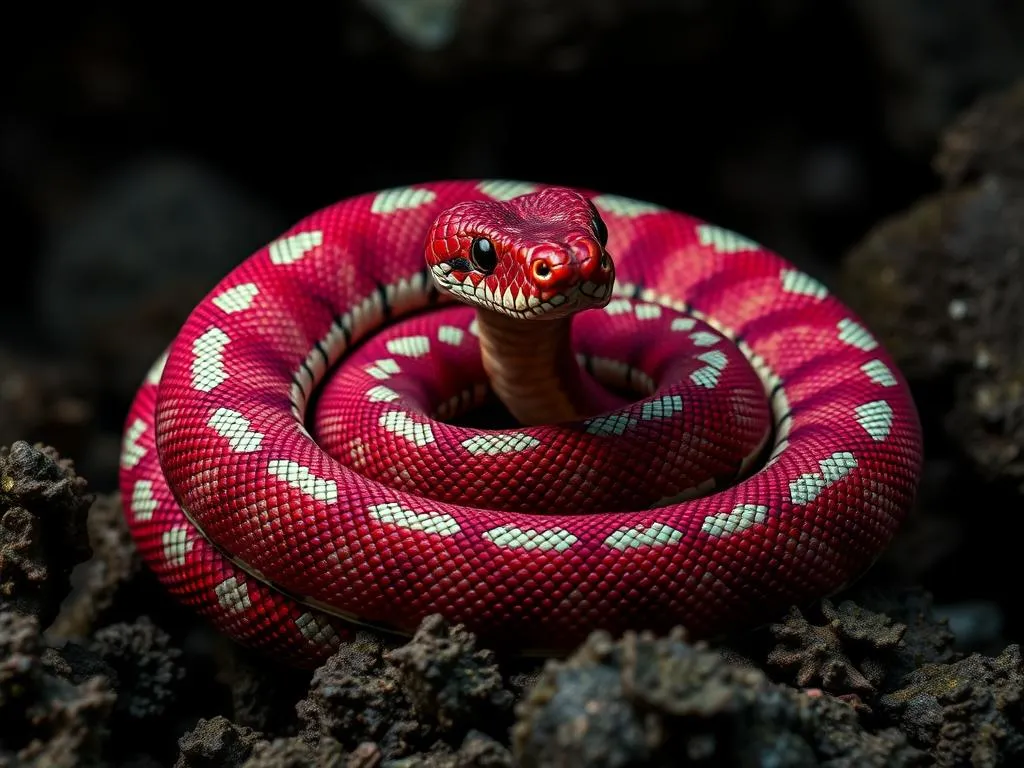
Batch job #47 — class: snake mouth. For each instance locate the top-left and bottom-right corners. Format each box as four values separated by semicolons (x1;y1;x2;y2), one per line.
429;264;610;319
579;280;611;302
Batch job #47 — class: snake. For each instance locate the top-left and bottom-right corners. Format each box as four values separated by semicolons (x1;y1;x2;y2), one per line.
117;180;922;668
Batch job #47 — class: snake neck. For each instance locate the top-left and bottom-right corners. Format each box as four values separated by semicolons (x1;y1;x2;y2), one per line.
475;309;590;426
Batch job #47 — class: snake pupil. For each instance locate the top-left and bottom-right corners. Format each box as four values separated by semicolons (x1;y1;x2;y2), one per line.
470;237;497;273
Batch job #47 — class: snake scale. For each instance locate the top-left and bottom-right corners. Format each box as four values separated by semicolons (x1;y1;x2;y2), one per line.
118;180;922;667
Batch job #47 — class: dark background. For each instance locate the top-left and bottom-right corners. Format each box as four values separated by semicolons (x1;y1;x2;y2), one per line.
2;0;1022;644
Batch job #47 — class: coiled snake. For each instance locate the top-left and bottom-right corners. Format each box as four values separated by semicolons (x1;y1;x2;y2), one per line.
118;180;922;667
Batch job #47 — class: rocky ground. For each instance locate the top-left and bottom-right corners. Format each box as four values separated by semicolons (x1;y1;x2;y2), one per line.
2;2;1024;766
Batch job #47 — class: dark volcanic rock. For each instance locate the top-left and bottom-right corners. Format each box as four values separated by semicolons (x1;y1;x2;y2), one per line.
512;628;926;767
0;441;92;627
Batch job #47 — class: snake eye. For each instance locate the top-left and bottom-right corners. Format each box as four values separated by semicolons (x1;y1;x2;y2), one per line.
592;214;608;247
469;237;497;273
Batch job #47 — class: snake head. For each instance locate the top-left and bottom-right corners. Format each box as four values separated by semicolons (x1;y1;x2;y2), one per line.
425;186;615;319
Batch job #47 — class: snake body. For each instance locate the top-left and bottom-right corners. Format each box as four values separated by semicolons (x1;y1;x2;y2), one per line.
118;180;922;667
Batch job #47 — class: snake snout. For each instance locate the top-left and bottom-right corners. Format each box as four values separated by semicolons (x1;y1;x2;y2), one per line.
571;236;614;304
526;245;576;291
575;237;612;283
528;237;611;294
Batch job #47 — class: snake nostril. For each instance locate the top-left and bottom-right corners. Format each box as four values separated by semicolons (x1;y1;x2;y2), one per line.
532;259;552;281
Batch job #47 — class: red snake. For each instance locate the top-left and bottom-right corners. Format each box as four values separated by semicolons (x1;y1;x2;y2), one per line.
118;180;922;667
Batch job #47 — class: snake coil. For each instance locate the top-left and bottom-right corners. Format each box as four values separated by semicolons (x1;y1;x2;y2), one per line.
119;180;922;667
